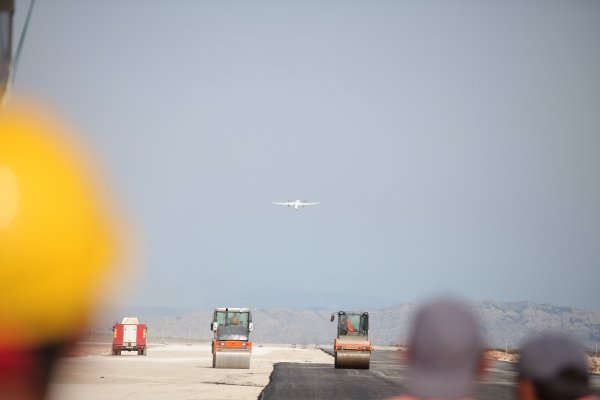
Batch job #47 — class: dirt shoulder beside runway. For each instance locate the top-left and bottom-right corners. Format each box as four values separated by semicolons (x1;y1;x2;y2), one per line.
484;350;600;375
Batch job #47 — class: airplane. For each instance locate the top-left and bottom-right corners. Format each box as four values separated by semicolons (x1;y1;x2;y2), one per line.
272;200;320;211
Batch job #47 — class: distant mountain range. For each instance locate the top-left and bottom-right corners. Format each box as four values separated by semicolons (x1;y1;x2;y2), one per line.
95;300;600;350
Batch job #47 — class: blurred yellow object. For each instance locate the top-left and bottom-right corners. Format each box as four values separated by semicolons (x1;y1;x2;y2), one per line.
0;100;117;347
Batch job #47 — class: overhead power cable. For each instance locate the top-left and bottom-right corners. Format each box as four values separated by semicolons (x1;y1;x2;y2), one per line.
12;0;36;82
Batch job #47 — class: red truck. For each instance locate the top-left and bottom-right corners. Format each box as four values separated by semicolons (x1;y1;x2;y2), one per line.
112;317;147;356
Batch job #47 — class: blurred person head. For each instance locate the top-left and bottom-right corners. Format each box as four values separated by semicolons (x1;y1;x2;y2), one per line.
517;333;597;400
400;297;486;400
0;99;120;399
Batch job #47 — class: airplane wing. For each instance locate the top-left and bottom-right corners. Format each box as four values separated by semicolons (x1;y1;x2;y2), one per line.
301;202;320;206
272;202;291;206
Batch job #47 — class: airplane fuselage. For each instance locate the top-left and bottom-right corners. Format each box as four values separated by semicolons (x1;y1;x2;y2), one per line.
272;199;319;210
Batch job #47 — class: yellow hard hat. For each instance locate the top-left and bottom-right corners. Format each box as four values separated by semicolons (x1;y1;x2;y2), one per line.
0;100;118;347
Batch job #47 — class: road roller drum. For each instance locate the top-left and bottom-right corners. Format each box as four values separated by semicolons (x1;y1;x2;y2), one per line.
213;350;251;369
335;350;371;369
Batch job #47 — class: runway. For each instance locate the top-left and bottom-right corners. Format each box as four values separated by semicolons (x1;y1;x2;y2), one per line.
47;343;600;400
47;343;331;400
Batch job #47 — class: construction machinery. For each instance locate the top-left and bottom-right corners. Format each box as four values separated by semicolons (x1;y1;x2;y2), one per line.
112;317;147;355
211;307;253;369
330;311;372;369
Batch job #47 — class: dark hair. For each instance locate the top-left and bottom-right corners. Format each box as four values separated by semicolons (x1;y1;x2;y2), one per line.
530;367;592;400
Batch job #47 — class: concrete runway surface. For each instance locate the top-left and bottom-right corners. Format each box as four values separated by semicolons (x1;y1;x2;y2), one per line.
47;343;331;400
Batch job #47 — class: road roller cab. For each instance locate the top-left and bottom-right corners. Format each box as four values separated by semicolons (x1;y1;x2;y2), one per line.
331;311;372;369
211;307;253;369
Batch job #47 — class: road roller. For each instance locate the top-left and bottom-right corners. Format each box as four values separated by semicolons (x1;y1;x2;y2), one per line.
211;307;253;369
330;311;372;369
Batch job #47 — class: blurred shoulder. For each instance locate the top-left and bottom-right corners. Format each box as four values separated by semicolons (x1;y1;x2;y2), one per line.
384;397;417;400
385;398;477;400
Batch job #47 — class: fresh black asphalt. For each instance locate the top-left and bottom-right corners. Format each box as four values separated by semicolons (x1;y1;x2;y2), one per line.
260;348;600;400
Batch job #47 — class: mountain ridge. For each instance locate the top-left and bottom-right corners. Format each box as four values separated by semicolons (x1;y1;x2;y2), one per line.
97;300;600;350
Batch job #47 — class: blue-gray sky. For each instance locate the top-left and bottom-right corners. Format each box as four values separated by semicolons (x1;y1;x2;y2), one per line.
13;1;600;309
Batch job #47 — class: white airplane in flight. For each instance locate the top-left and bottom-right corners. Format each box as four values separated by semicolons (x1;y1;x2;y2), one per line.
272;200;320;211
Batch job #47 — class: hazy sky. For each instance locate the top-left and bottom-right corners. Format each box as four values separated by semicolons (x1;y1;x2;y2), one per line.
13;1;600;309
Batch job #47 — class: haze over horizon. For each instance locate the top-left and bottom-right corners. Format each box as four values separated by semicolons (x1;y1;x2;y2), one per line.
13;1;600;310
119;287;600;313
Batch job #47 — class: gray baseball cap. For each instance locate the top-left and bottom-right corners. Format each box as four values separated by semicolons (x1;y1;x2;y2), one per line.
408;298;485;400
